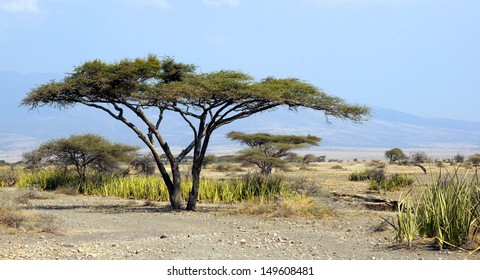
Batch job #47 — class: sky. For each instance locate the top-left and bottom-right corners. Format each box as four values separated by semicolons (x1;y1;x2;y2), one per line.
1;0;479;122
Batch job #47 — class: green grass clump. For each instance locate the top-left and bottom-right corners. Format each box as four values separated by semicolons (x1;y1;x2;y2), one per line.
369;173;414;191
390;167;480;249
348;169;373;181
17;169;80;191
385;198;418;246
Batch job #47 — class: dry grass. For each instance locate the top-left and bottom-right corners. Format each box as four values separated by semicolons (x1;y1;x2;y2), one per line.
234;195;335;219
14;189;54;204
0;189;58;233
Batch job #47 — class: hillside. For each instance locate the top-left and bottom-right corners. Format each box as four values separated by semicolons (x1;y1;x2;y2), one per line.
1;72;479;162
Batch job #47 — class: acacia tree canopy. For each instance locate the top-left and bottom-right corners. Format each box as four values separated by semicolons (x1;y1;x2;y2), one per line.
227;131;321;174
29;134;138;180
22;55;370;210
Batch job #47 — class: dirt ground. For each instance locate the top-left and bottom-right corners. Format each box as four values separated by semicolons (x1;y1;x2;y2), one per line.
0;162;479;260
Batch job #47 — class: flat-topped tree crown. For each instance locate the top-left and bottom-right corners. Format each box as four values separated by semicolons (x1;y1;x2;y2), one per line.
22;55;369;210
227;132;322;174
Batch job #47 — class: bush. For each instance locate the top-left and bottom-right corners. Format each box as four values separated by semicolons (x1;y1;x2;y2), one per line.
0;193;57;232
468;154;480;166
0;172;16;187
369;173;414;191
288;176;325;197
368;168;386;183
215;163;243;172
130;155;156;175
348;169;372;181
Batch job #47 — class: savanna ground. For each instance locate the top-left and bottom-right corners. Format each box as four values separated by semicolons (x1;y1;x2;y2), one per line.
0;161;479;260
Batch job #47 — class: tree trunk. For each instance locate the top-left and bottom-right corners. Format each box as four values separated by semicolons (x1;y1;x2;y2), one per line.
260;163;273;175
154;158;184;210
186;130;211;211
169;167;184;210
186;160;202;211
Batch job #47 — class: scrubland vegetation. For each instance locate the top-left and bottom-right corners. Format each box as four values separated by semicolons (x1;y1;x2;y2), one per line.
2;151;480;254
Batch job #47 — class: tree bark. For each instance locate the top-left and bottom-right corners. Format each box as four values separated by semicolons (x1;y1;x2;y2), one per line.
186;160;202;211
154;158;184;210
169;167;184;210
186;128;211;211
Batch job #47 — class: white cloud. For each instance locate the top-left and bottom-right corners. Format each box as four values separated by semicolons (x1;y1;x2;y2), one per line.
0;0;39;13
202;0;240;7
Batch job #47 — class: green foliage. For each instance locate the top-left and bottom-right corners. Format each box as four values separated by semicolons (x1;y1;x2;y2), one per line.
29;134;139;179
349;168;414;191
302;154;318;165
227;131;321;174
22;54;370;210
234;147;288;175
385;199;418;246
202;154;218;167
390;168;480;249
369;173;414;191
18;170;290;204
410;151;429;164
130;154;156;175
384;148;407;164
468;154;480;166
348;169;374;181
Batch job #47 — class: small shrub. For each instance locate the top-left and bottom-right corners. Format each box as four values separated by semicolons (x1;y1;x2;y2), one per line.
0;206;57;232
289;176;326;197
369;168;386;182
411;151;429;164
453;154;465;163
468;154;480;166
235;196;334;219
369;173;414;191
15;189;53;204
0;209;27;228
215;163;243;172
0;172;16;187
349;169;373;181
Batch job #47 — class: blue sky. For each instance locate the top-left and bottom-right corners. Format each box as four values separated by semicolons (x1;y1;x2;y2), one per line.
1;0;479;121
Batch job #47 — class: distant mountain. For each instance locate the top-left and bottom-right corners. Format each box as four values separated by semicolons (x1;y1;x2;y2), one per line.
1;71;479;162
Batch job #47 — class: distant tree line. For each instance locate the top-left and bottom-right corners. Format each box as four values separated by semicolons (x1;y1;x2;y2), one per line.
384;148;480;167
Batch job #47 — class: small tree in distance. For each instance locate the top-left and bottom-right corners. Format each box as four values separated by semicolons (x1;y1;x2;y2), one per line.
227;131;321;174
469;154;480;166
131;154;157;175
453;153;465;164
384;148;407;164
303;154;318;165
27;134;139;180
411;151;429;164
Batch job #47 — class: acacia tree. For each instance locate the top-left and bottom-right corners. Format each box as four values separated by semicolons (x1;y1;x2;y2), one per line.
384;148;407;164
29;134;138;180
22;55;369;210
227;131;321;174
